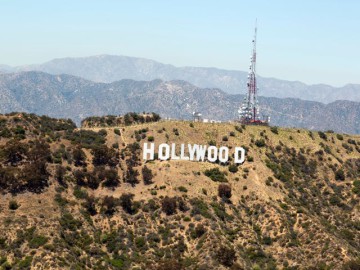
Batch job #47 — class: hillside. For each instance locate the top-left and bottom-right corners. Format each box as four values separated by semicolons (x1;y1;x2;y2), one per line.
0;113;359;269
3;55;360;103
1;72;360;134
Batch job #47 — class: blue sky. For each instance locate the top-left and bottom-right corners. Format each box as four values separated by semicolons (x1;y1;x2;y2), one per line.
1;0;360;86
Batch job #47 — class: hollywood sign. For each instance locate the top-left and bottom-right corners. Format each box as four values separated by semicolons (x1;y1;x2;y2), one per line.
143;143;246;164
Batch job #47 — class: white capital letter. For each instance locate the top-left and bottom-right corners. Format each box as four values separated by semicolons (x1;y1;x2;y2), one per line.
207;146;218;162
188;144;197;161
143;143;155;160
180;144;189;160
234;147;245;164
171;143;180;160
158;143;170;160
218;146;229;163
196;145;207;161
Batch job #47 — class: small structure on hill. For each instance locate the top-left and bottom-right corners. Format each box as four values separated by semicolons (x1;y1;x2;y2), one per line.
192;112;202;122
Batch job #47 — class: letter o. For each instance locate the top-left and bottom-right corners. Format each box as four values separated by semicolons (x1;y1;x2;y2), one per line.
158;143;170;160
218;146;229;163
207;146;218;162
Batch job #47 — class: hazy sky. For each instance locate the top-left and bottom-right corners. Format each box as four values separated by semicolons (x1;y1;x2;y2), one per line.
1;0;360;86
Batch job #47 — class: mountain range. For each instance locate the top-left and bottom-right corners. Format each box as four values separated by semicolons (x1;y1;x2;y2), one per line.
2;55;360;103
1;71;359;134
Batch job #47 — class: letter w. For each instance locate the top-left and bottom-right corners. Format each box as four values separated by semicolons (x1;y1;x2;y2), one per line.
190;144;206;161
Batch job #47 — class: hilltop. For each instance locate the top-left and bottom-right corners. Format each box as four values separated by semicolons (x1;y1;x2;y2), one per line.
1;72;360;134
0;112;359;269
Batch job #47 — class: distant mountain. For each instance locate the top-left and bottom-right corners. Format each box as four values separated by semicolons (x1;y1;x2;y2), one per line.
4;55;360;103
1;71;359;134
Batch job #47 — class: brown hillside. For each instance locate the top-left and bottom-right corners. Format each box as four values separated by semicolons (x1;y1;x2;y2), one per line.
0;113;359;270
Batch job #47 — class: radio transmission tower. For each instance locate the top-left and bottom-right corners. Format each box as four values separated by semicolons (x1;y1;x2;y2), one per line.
238;22;269;125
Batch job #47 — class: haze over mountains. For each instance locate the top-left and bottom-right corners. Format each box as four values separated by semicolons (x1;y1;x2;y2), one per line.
1;71;359;134
2;55;360;104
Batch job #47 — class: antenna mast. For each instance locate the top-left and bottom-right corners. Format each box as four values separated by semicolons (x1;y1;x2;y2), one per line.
238;21;269;125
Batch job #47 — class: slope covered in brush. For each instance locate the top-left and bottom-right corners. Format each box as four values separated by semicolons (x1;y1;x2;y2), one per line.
0;113;359;269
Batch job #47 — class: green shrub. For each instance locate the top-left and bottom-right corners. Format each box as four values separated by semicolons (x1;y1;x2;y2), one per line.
18;256;32;269
204;168;227;182
190;198;211;219
216;246;236;267
147;136;154;142
178;186;188;193
9;200;20;210
192;224;207;238
262;236;272;245
73;187;88;199
114;129;121;136
228;164;238;173
109;258;124;268
112;142;119;149
352;180;360;195
336;134;344;140
135;237;146;249
255;139;266;147
335;169;345;181
29;235;48;248
247;156;254;162
270;126;279;134
318;131;327;140
59;212;82;231
235;126;242;133
208;140;216;146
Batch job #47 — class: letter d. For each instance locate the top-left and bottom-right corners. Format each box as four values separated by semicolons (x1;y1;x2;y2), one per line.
234;147;245;164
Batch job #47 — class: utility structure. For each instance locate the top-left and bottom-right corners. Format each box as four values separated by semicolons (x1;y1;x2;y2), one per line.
192;112;202;122
238;23;270;125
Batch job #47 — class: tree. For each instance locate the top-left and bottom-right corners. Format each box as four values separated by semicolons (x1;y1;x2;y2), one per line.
83;195;97;216
161;196;177;215
22;161;49;193
73;146;87;167
335;169;345;181
178;197;189;212
1;140;28;166
0;166;19;192
194;224;207;238
55;165;67;187
124;167;140;187
142;166;154;185
119;193;135;214
74;169;86;186
216;246;236;267
92;145;118;167
218;184;232;201
28;140;51;163
101;196;117;216
101;168;120;188
86;173;101;190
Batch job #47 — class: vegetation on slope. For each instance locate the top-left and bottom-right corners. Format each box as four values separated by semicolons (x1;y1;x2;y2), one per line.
0;113;359;269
